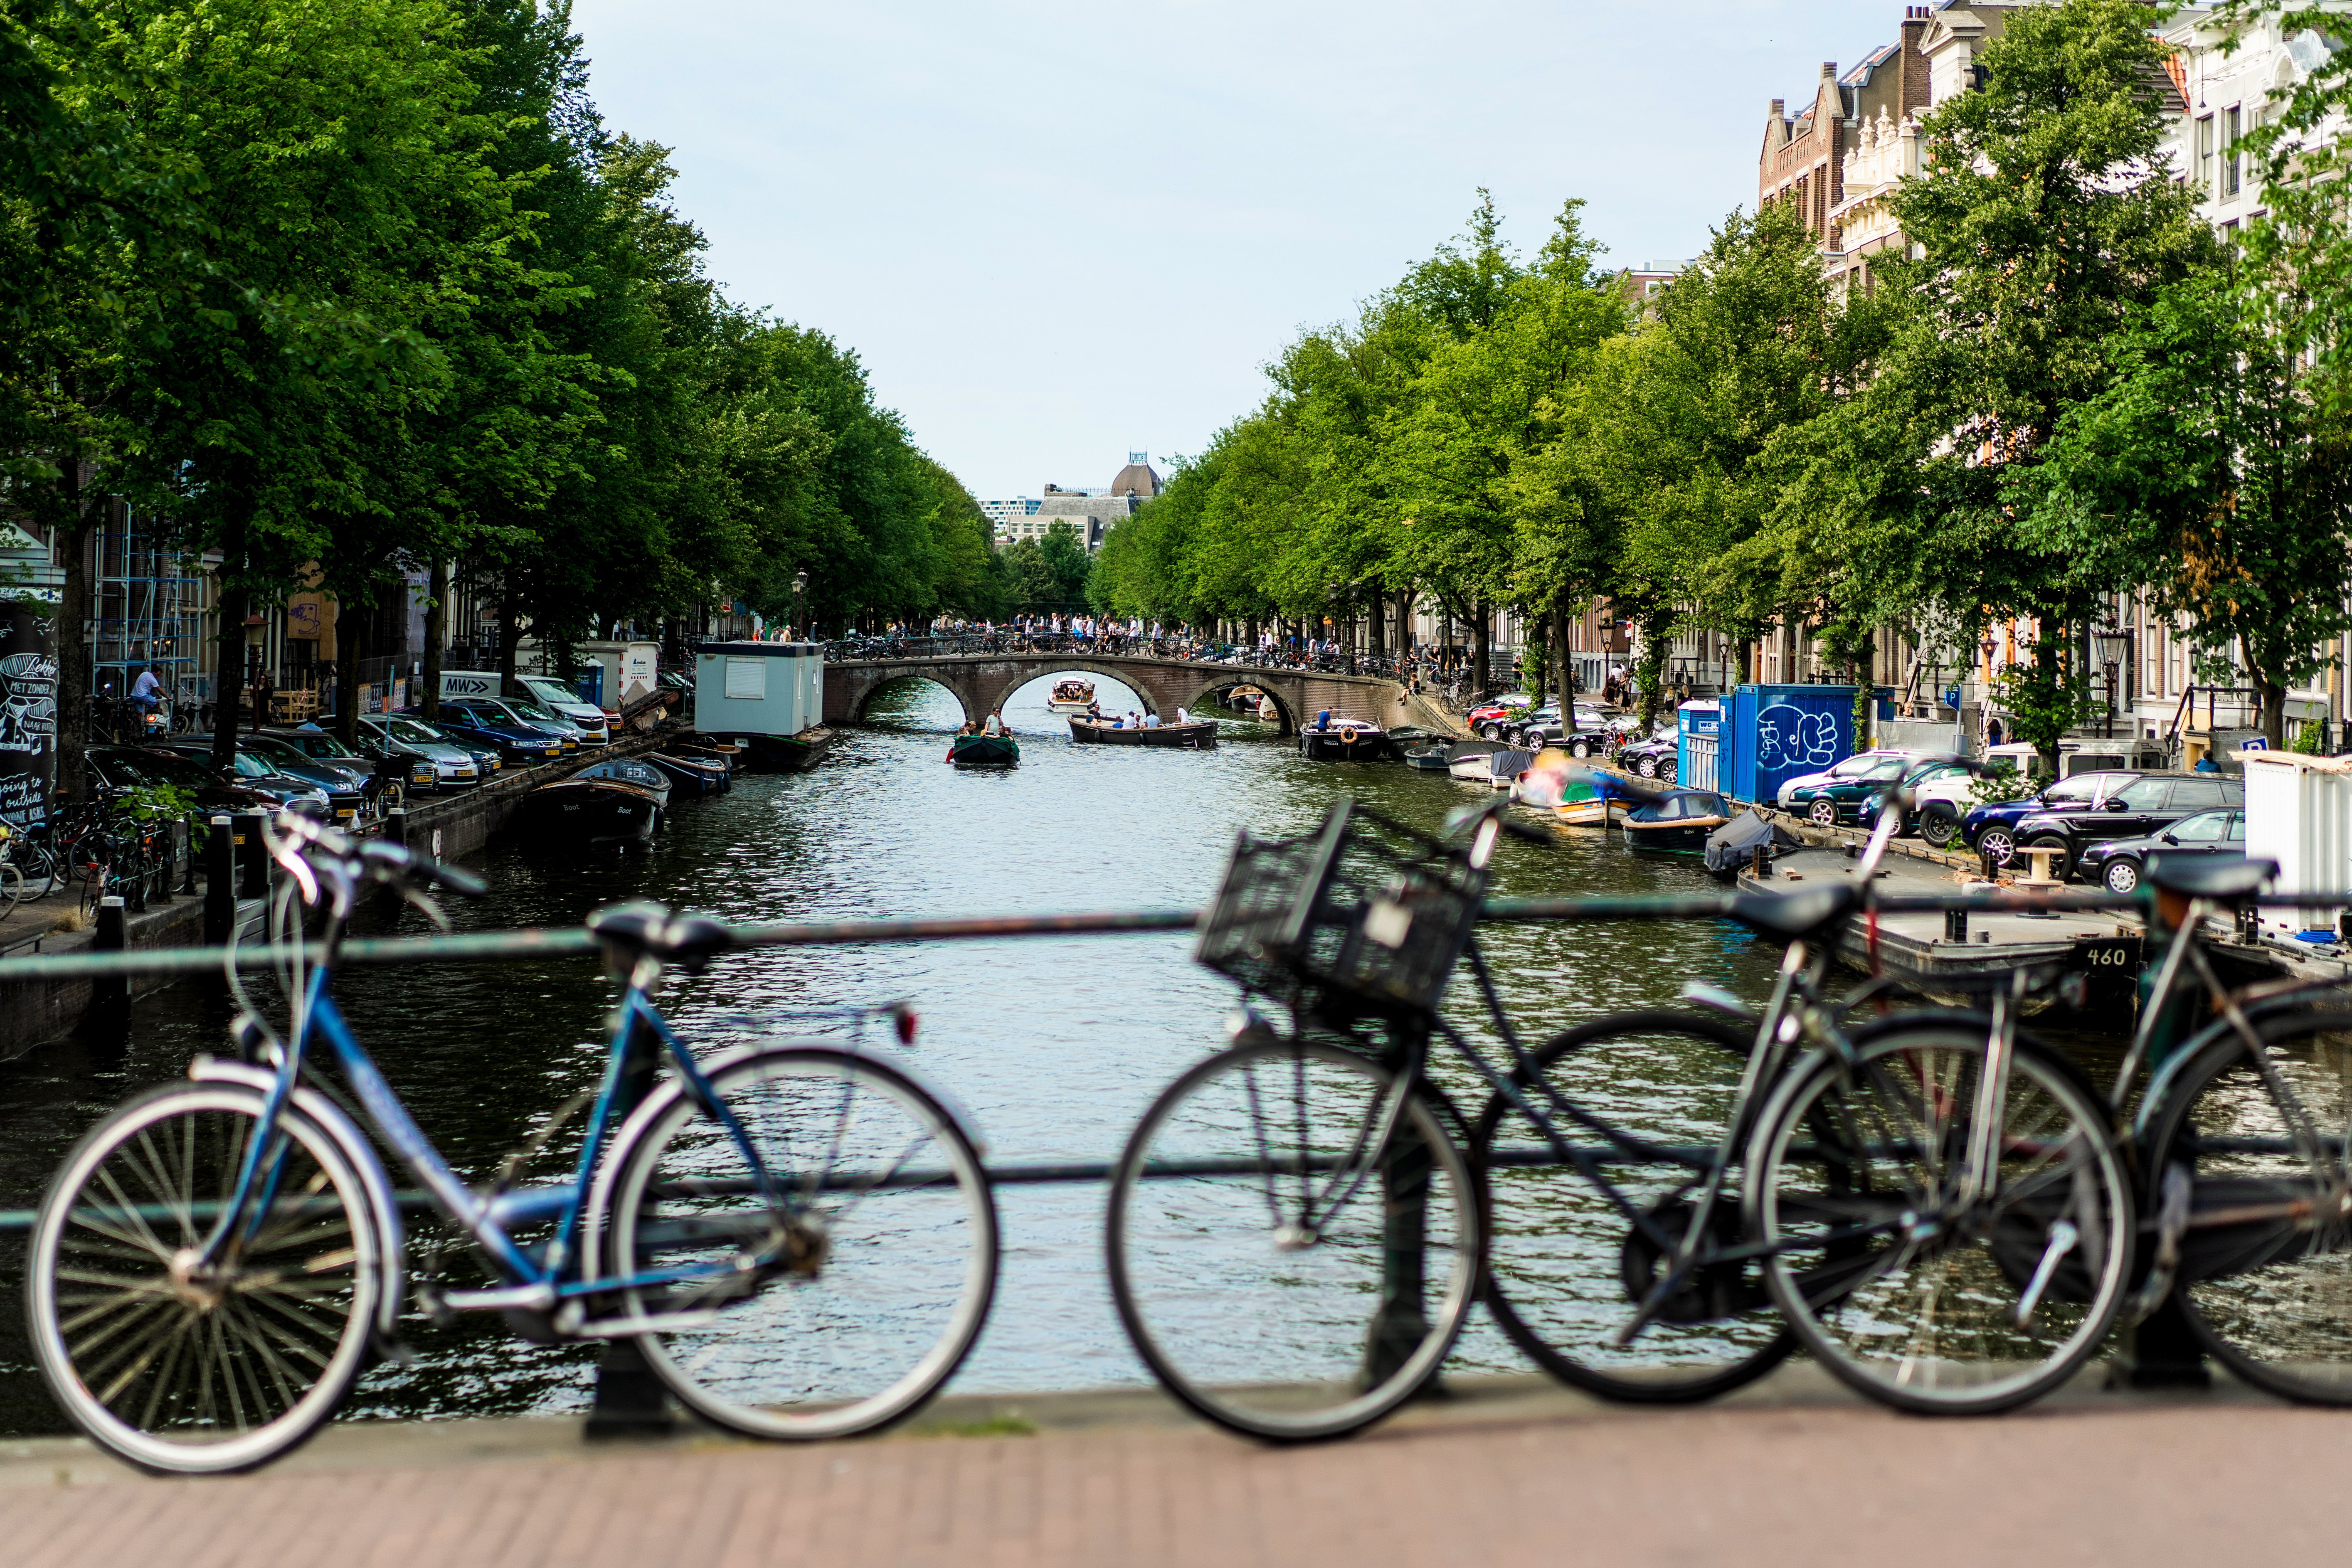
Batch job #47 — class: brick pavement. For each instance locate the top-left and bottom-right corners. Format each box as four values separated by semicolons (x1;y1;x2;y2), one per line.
0;1371;2336;1567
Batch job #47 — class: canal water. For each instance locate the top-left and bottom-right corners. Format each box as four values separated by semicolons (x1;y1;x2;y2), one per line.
0;676;1784;1434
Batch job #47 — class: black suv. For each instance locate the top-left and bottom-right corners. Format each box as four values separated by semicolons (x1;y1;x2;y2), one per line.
2014;773;2244;881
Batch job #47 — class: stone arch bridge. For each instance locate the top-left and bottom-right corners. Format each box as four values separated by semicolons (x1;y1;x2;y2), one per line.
823;652;1460;738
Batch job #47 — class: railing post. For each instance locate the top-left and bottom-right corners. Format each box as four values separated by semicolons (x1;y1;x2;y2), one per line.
1363;1107;1433;1390
204;815;234;942
385;806;409;853
178;816;200;898
237;811;267;900
586;1001;676;1438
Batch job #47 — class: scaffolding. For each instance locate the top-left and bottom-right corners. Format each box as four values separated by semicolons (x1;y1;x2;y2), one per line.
90;509;206;708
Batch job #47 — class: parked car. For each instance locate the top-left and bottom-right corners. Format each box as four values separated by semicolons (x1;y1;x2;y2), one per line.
1774;749;1925;811
2076;807;2247;894
163;738;365;823
2014;773;2244;881
1466;693;1535;740
82;745;303;816
242;730;400;808
1517;703;1619;754
1615;727;1681;779
1785;754;1972;828
514;674;611;746
261;724;432;797
1912;764;1993;849
442;695;583;752
356;714;488;788
1961;770;2142;867
407;705;565;767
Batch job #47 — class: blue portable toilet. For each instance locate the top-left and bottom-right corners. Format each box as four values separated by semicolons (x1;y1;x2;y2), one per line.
1726;685;1889;806
1676;700;1722;792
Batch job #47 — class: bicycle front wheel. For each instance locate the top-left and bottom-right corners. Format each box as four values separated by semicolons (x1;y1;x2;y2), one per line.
26;1082;380;1474
1748;1027;2132;1414
1474;1012;1792;1403
0;859;21;917
1107;1038;1480;1441
2143;1011;2352;1404
603;1045;997;1440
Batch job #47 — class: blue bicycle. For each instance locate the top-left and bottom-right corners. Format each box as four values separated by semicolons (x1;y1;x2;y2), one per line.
25;815;999;1474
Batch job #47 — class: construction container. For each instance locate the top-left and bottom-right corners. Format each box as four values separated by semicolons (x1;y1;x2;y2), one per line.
2237;748;2352;937
1725;685;1889;806
694;642;823;737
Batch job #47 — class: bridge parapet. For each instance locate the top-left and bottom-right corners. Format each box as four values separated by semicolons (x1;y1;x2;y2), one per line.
821;649;1461;740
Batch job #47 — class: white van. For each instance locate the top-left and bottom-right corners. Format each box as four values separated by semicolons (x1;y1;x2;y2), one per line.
439;669;608;746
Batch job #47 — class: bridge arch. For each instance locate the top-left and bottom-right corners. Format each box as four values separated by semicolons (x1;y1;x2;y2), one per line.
1177;673;1293;733
843;670;981;726
985;664;1160;720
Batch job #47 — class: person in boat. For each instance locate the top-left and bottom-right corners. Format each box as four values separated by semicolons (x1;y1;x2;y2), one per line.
1087;700;1101;719
1315;709;1331;731
1176;706;1189;725
946;721;973;762
983;709;1005;737
1142;710;1160;728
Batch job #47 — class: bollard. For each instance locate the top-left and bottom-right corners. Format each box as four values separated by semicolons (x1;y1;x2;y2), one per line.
1750;843;1768;879
92;895;128;1024
1945;907;1969;943
204;815;234;942
385;807;409;853
584;1003;676;1438
237;811;267;900
178;816;200;898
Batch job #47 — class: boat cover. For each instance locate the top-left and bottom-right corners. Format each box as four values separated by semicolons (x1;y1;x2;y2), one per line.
1704;809;1802;878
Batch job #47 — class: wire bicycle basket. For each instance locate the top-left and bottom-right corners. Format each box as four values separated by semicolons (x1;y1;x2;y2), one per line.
1196;796;1492;1024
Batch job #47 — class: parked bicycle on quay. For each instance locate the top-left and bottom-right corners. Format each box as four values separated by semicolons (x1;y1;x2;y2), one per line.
1106;768;2352;1439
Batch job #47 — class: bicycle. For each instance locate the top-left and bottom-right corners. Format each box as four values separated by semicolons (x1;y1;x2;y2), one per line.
25;814;999;1474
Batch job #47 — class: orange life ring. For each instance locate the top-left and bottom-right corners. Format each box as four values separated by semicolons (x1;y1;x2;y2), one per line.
1340;725;1359;744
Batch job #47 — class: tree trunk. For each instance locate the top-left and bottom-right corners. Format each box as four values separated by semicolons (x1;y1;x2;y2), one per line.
2256;670;2287;749
334;600;366;747
1471;599;1491;696
1526;611;1546;706
211;528;247;774
422;560;447;722
496;600;520;694
1550;598;1571;705
52;462;95;799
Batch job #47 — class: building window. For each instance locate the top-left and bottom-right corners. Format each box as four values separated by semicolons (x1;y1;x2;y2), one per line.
2196;114;2213;195
2224;106;2241;196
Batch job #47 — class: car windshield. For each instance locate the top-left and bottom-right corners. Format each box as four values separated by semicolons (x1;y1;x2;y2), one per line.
106;749;213;788
299;732;358;758
1861;758;1907;782
222;751;275;778
1829;754;1883;779
502;694;562;722
522;678;577;705
2042;776;2108;806
383;719;443;745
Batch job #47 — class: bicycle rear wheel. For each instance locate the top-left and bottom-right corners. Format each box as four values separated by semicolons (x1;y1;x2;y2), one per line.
1107;1038;1479;1441
1747;1027;2132;1414
1473;1012;1793;1403
2142;1011;2352;1404
602;1045;997;1440
26;1082;380;1474
0;859;21;917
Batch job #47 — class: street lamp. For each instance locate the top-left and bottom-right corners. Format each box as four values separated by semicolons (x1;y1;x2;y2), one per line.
792;570;808;643
2092;626;2132;740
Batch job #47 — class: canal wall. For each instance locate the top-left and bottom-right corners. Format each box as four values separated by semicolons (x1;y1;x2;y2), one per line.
0;732;673;1056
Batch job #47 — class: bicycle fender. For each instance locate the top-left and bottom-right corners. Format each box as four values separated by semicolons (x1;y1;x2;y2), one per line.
580;1038;987;1289
188;1055;406;1342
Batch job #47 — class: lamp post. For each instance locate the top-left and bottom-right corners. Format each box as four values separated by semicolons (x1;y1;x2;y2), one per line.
792;570;808;643
2092;627;2131;740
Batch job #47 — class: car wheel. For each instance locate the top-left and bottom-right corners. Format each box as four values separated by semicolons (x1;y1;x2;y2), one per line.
1481;724;1501;741
1807;798;1839;827
1636;756;1658;778
2025;834;2073;882
1570;740;1591;759
1918;804;1962;850
2103;858;2141;895
1659;760;1678;784
1977;827;2017;866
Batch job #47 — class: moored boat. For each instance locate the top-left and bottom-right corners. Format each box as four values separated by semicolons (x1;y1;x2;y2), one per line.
573;756;673;813
508;777;661;847
1448;745;1529;787
647;751;731;796
1297;711;1397;762
1509;749;1616;825
1445;741;1505;782
1403;746;1451;771
1068;716;1218;749
950;732;1020;768
1226;684;1267;715
1048;678;1096;715
1622;789;1733;853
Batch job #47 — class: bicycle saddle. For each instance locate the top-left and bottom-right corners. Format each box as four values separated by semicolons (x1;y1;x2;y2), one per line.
1723;885;1857;941
589;901;736;968
2142;852;2276;901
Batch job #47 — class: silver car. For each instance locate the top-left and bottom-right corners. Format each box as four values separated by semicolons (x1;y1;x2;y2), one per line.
360;714;484;788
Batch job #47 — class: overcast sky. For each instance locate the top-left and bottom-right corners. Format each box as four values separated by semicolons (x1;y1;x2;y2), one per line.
565;0;1896;499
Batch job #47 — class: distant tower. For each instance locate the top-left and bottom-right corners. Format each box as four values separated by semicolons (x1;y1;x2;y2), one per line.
1110;452;1163;499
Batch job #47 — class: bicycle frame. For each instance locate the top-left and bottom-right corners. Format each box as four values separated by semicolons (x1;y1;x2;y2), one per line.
196;960;786;1312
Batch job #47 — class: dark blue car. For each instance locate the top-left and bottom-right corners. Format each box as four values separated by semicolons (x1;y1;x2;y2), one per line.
1960;770;2141;868
402;705;566;767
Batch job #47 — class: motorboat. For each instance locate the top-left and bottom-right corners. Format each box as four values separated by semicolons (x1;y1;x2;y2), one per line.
1403;746;1451;771
1509;749;1609;825
508;776;661;847
1257;695;1280;723
647;751;731;797
1297;711;1397;762
1445;741;1506;782
1451;746;1530;788
572;756;673;813
1048;678;1096;715
950;732;1020;768
1227;684;1267;714
1069;716;1218;749
1622;789;1734;854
